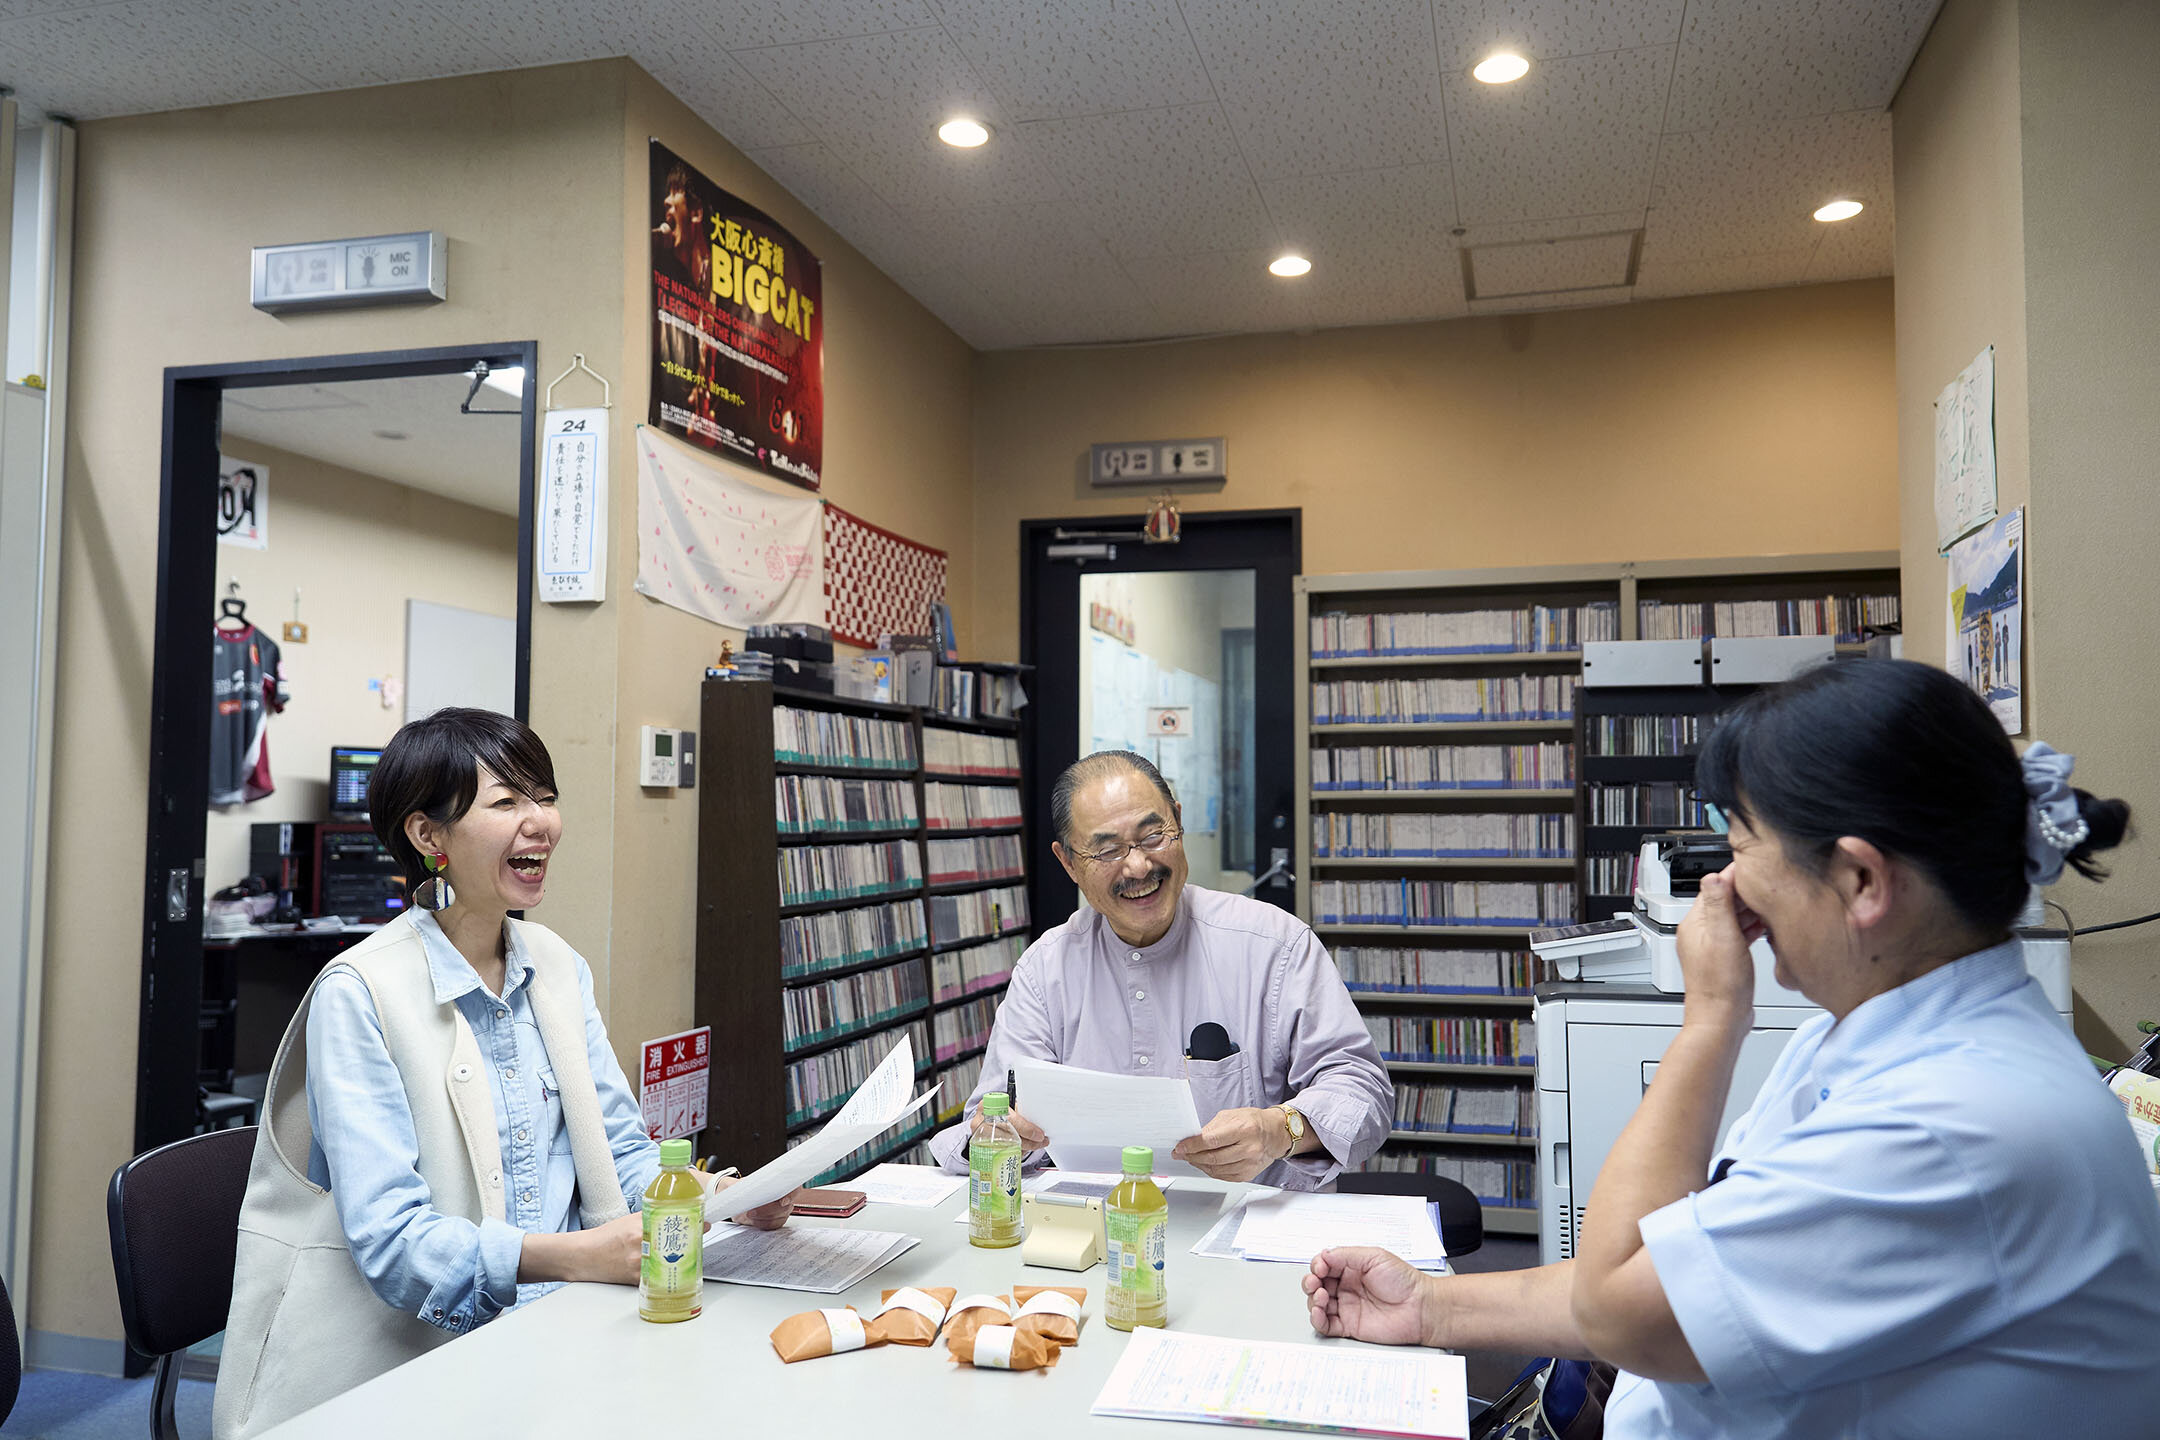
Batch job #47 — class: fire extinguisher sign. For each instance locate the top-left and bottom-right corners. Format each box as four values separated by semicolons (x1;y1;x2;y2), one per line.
639;1025;711;1141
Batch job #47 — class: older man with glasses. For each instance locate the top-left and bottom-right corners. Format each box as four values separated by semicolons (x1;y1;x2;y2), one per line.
927;751;1390;1189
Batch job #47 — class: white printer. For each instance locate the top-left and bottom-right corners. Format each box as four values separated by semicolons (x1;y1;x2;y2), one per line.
1530;831;2075;1264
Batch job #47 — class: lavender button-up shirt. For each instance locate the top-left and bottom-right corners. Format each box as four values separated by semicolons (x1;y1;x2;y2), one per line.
929;884;1390;1189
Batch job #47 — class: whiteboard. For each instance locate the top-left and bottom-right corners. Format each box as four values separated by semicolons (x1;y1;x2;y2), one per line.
405;599;516;723
1085;629;1221;835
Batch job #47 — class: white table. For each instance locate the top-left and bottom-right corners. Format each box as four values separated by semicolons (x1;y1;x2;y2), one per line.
260;1178;1407;1437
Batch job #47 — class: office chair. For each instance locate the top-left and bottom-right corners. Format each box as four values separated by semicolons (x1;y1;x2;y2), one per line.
107;1127;256;1440
0;1272;18;1424
1338;1169;1485;1257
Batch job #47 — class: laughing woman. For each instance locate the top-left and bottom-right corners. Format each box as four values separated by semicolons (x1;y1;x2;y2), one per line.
214;710;790;1440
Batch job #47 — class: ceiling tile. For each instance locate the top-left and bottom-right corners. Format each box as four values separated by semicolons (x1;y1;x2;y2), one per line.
932;0;1212;122
218;1;510;93
1131;248;1317;337
1296;255;1468;331
1665;0;1939;133
1444;45;1670;224
1020;103;1271;261
702;0;940;51
891;199;1111;266
746;141;914;270
1805;202;1894;282
442;0;633;68
631;21;813;150
1646;109;1890;264
1455;209;1645;248
1180;0;1451;179
872;255;1026;348
1470;230;1635;297
962;248;1161;345
1262;164;1459;258
750;26;1066;209
1468;283;1632;314
1632;250;1814;300
0;3;307;116
0;0;111;20
1430;0;1687;72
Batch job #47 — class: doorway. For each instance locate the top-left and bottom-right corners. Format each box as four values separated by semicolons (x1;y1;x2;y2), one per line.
1021;510;1299;932
139;344;536;1157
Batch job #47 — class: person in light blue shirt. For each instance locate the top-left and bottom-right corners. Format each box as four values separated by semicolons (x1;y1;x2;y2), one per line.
303;709;792;1336
1304;660;2160;1436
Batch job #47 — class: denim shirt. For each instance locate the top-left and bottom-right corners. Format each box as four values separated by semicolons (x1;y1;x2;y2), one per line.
305;912;660;1333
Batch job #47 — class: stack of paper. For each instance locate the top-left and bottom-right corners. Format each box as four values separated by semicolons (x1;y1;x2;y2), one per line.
851;1163;965;1208
1192;1192;1447;1272
705;1035;937;1223
1092;1328;1469;1439
702;1224;920;1293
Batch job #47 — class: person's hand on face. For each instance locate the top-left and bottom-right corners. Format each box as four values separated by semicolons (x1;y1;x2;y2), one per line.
1677;864;1766;1028
1172;1107;1290;1182
1303;1247;1431;1346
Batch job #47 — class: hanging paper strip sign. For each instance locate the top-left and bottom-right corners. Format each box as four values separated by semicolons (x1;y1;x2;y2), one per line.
634;425;825;630
648;140;824;490
824;502;948;649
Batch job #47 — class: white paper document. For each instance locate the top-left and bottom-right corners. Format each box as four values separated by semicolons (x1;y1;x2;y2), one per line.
1014;1059;1207;1178
852;1163;966;1208
1092;1327;1469;1439
1234;1192;1446;1265
701;1223;919;1293
706;1035;936;1221
1192;1194;1447;1272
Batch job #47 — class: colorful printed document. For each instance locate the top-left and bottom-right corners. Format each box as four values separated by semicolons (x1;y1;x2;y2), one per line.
1092;1328;1469;1438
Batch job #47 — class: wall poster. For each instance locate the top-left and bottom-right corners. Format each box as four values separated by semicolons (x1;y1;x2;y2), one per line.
1946;506;2023;735
218;455;268;549
649;140;824;491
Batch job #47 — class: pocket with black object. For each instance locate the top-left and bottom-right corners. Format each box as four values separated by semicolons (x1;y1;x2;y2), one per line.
1185;1022;1241;1061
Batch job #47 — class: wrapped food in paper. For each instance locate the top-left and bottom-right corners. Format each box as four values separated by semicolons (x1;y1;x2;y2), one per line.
1010;1284;1088;1347
866;1285;958;1347
946;1322;1060;1371
941;1293;1012;1347
770;1306;881;1363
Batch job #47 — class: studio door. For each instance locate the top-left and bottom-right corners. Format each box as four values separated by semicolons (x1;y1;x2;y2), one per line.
1020;510;1300;933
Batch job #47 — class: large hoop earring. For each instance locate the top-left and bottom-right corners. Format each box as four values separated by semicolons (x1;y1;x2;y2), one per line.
413;851;456;912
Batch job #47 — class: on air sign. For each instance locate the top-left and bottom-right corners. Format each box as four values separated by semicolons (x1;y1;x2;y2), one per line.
640;1025;711;1141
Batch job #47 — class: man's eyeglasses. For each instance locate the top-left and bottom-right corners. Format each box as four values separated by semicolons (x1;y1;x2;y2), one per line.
1071;828;1184;867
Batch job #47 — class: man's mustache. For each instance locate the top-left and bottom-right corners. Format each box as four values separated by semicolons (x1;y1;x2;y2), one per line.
1113;865;1171;897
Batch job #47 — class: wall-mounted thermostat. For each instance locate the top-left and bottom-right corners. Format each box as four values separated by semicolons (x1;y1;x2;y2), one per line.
640;726;679;788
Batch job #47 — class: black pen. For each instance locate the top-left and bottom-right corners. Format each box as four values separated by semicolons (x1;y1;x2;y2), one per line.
1006;1067;1017;1113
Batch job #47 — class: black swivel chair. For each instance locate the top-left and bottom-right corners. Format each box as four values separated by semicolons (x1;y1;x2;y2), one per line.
0;1271;19;1425
107;1127;257;1440
1338;1169;1485;1257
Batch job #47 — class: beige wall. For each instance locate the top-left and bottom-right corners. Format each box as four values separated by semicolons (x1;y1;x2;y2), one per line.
43;58;974;1350
1890;0;2030;673
2014;0;2160;1051
971;280;1899;661
206;438;518;894
1892;0;2160;1053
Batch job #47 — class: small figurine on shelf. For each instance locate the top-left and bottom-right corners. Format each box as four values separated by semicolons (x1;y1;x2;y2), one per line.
715;641;735;672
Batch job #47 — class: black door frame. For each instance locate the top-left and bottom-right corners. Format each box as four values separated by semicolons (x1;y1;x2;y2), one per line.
1018;508;1302;933
137;341;538;1157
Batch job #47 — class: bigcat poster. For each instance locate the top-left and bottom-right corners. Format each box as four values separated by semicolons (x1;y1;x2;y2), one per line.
649;140;824;490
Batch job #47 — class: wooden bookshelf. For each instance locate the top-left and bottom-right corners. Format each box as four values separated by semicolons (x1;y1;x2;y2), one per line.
695;678;1030;1178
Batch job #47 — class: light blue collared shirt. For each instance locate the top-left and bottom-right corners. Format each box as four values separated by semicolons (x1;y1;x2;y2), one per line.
1607;940;2160;1438
305;912;660;1334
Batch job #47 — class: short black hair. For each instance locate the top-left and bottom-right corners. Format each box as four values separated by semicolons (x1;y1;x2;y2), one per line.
368;708;558;885
1051;751;1177;847
1695;659;2128;935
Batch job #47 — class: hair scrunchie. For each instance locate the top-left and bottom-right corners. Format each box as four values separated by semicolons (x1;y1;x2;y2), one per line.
2022;742;2089;885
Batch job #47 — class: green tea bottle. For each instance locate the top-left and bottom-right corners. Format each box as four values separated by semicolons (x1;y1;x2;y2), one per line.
968;1093;1024;1248
639;1138;704;1322
1105;1144;1168;1331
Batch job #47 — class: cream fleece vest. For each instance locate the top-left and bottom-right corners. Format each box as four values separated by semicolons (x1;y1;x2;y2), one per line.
211;912;628;1440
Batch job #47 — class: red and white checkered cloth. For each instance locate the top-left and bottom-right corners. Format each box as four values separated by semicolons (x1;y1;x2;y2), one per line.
823;502;948;648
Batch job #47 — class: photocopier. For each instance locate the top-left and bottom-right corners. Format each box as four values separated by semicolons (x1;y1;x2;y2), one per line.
1528;830;2074;1264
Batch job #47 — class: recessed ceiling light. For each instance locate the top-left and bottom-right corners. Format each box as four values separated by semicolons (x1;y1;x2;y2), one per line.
938;118;991;148
1473;52;1530;84
372;429;409;441
1269;254;1312;278
1813;199;1865;223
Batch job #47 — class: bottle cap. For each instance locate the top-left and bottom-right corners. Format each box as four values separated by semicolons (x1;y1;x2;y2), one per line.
981;1092;1010;1117
1122;1145;1152;1175
659;1138;693;1168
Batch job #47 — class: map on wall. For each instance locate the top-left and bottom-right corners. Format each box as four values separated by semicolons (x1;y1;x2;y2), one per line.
1087;630;1221;834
